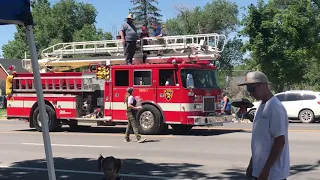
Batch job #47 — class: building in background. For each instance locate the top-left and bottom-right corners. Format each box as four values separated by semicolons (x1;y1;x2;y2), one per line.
0;59;29;95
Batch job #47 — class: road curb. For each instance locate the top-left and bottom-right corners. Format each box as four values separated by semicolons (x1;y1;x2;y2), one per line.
206;127;320;133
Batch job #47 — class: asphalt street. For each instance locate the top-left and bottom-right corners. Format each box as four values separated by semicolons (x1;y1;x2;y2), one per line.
0;119;319;180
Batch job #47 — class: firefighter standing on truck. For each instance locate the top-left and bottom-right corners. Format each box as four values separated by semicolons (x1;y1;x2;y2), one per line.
120;14;138;65
124;87;146;143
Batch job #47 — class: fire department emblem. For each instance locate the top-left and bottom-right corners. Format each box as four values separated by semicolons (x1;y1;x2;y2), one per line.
164;89;173;101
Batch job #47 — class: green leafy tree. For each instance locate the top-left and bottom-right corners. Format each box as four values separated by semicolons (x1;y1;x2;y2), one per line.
164;0;242;73
165;0;239;35
240;0;320;92
2;0;112;59
218;38;245;72
129;0;162;31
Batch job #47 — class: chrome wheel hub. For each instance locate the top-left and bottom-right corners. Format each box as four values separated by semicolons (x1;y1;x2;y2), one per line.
139;111;154;130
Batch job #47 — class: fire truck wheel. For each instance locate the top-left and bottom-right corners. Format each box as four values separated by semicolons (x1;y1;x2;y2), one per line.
137;104;163;135
171;125;193;135
32;105;60;132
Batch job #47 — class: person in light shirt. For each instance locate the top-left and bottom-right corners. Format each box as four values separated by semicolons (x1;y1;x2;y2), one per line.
238;71;290;180
123;87;146;143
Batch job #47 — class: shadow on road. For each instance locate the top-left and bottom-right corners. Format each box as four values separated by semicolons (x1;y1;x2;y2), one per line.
15;126;247;137
0;157;218;180
290;160;320;176
0;158;319;180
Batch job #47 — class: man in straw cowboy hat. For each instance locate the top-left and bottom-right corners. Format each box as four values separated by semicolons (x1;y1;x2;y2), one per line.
238;71;290;180
120;14;138;65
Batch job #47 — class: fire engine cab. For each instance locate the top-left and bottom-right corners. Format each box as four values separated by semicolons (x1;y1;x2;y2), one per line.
6;33;233;134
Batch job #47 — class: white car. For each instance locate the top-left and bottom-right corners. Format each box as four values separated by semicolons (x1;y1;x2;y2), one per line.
247;90;320;123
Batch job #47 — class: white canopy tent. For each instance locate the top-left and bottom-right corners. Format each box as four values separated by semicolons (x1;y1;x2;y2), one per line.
0;0;56;179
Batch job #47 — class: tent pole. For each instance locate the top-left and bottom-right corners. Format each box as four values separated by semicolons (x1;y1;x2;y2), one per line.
26;25;57;180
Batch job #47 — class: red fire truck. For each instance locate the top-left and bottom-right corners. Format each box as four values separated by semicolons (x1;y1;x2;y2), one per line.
6;33;233;134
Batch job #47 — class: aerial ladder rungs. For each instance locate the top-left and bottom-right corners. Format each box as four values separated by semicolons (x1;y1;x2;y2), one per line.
41;33;226;58
12;75;97;92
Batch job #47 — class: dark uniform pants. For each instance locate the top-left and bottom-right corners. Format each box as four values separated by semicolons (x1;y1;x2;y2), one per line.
125;112;141;140
124;41;136;64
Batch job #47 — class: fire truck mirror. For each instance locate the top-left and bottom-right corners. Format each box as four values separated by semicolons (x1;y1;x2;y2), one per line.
6;75;13;95
186;74;194;89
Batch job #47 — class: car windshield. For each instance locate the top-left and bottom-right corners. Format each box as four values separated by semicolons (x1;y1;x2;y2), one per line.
180;68;219;88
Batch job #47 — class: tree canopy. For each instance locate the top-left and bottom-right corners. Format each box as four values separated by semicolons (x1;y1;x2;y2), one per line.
164;0;244;73
129;0;162;31
2;0;112;59
240;0;320;92
165;0;239;35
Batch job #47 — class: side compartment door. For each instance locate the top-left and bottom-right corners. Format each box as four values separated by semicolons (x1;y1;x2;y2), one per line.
104;80;112;117
156;69;180;123
112;70;130;121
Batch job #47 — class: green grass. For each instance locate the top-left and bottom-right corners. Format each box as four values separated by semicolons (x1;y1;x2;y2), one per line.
0;108;7;117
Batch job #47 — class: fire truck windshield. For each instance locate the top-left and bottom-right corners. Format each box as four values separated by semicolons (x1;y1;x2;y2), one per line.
181;69;219;89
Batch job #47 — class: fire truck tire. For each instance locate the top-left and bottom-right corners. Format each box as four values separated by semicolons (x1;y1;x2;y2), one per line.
32;105;60;132
171;125;193;134
137;104;163;135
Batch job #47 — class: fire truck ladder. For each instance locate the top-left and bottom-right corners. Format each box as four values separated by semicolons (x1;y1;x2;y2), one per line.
12;74;97;93
41;33;226;58
21;33;226;71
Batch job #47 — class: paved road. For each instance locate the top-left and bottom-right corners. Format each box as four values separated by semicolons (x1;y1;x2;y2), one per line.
0;120;319;180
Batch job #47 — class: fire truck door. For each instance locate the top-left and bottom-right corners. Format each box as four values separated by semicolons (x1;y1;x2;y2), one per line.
104;81;112;116
132;69;156;103
157;69;181;123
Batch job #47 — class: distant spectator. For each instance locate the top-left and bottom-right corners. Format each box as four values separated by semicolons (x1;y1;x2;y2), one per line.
236;105;248;120
152;23;162;37
98;155;123;180
221;92;232;115
161;24;167;36
152;23;165;56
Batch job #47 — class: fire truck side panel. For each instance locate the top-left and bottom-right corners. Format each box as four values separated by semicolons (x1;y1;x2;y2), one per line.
54;96;77;119
111;87;129;121
104;81;112;116
6;95;77;119
6;96;29;117
156;86;182;123
110;68;132;121
171;88;199;125
131;68;156;103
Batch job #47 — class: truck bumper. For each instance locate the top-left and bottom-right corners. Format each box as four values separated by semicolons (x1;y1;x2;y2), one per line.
188;115;233;126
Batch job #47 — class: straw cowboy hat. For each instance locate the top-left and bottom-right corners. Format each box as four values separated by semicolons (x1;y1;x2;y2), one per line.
127;14;134;19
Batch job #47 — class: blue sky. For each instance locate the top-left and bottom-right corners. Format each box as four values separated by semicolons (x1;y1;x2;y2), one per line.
0;0;258;57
